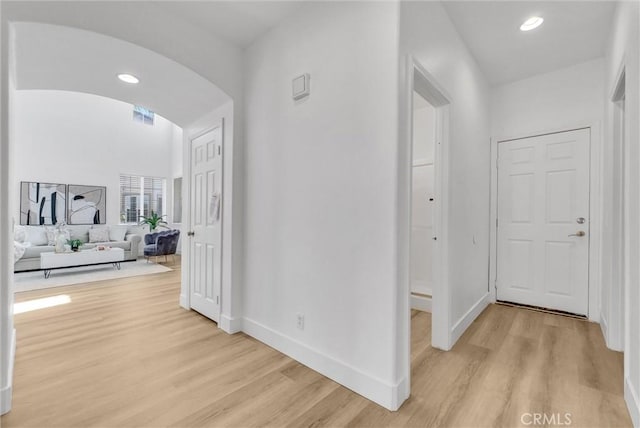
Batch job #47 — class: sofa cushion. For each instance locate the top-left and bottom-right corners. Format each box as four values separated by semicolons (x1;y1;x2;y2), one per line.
23;245;55;259
24;227;48;246
89;228;110;243
109;225;128;242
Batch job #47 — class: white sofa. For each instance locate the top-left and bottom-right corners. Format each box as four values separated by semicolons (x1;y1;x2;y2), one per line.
14;225;142;273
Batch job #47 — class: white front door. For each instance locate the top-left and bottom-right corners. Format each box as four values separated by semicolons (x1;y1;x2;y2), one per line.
189;125;223;322
497;128;590;315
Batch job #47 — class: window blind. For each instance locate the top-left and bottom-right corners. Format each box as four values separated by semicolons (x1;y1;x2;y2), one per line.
120;175;166;223
120;175;141;223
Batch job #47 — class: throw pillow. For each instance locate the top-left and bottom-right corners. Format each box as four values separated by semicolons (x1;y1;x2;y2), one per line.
14;225;26;243
45;227;57;246
89;227;111;243
25;226;48;246
14;241;28;263
109;225;128;242
69;227;89;243
56;229;71;242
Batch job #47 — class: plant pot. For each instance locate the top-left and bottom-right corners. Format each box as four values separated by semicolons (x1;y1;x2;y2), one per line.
72;246;80;252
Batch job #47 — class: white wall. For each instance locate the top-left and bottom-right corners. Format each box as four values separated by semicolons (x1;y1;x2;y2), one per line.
244;2;401;409
491;59;605;138
398;1;492;375
602;2;640;425
12;90;180;227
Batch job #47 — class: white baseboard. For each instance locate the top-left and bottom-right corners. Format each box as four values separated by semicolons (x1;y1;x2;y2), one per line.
395;374;409;409
242;317;406;411
219;314;242;334
599;312;620;352
1;328;16;415
599;313;608;347
600;312;624;352
179;293;188;310
625;376;640;428
410;294;432;313
450;292;490;347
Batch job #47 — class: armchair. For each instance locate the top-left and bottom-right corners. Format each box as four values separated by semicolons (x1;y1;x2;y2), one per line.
144;229;180;263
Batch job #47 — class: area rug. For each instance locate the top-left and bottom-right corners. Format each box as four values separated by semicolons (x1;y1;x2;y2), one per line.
14;259;173;293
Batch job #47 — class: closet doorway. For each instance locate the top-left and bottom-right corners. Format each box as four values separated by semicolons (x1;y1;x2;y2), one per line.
410;92;436;312
408;61;450;351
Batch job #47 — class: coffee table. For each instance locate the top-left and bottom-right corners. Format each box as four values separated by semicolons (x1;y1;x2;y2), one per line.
40;248;125;279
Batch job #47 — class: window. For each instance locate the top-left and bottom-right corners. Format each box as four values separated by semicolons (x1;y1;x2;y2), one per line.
120;175;166;224
133;105;155;125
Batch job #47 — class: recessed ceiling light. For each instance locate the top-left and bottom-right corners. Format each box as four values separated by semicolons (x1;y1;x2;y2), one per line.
117;73;139;84
520;16;544;31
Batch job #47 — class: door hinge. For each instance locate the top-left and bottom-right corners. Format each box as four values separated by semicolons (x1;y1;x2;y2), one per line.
496;218;498;228
218;146;221;156
216;295;219;305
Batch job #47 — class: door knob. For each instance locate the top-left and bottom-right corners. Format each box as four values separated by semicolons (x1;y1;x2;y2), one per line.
576;217;586;224
187;231;195;237
568;231;585;237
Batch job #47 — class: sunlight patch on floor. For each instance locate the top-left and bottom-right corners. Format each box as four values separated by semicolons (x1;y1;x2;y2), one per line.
14;294;71;314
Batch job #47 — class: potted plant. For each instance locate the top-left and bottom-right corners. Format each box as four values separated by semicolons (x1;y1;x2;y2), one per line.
67;239;83;252
139;211;169;232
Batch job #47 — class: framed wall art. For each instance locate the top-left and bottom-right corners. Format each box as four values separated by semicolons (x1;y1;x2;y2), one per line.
67;184;107;225
20;181;67;226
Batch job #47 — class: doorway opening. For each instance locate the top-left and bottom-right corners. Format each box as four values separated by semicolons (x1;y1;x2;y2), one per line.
1;21;234;415
609;65;626;352
406;59;451;356
410;91;436;313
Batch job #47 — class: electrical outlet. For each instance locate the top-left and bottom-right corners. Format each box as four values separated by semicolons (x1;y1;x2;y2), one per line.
296;313;305;330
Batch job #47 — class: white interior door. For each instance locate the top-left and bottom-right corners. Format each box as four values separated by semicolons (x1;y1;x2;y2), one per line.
497;128;590;315
189;126;223;322
411;162;434;296
411;95;436;297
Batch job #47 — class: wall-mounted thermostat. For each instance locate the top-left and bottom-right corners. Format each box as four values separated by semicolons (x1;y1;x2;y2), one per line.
292;73;310;100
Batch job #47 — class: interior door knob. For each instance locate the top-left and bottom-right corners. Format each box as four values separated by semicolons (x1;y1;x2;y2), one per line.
187;231;195;237
568;231;586;237
577;217;586;224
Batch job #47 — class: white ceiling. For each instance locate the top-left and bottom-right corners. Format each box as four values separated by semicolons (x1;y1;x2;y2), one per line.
157;1;305;48
12;22;230;127
443;1;616;85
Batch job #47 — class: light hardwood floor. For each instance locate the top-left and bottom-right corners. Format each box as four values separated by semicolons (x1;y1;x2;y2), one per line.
2;258;631;427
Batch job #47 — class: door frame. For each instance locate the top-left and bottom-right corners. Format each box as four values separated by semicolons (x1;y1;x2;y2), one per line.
489;123;602;322
181;120;224;325
402;55;452;356
609;59;627;352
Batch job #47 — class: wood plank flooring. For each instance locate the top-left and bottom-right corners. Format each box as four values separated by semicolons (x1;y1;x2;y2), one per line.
2;258;631;427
